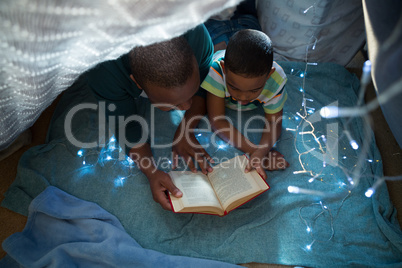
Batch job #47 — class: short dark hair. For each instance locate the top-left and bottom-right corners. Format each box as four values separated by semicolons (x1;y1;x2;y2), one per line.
129;36;194;88
225;29;273;77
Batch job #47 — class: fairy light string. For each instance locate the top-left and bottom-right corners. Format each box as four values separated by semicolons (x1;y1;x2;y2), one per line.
285;2;402;251
76;135;138;187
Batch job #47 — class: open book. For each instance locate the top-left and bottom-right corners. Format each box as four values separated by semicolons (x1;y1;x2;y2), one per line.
168;155;269;216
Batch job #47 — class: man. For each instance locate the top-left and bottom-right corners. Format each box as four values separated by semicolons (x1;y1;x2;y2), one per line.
86;24;214;210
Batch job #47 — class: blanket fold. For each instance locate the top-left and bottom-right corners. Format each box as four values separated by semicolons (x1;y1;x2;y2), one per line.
1;186;240;268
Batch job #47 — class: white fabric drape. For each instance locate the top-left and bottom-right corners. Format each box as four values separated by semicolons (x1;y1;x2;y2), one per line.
0;0;242;150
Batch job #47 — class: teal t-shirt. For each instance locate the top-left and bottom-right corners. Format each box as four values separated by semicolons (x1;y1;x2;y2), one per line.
85;24;213;153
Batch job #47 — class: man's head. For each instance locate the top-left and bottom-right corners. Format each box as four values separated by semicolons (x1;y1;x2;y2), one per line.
222;29;275;105
129;36;199;111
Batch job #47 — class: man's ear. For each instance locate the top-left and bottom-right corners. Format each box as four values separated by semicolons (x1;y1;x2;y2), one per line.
130;74;142;90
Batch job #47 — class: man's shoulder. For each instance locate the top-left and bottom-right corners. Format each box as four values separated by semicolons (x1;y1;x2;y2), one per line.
183;24;214;80
183;24;211;53
86;54;141;100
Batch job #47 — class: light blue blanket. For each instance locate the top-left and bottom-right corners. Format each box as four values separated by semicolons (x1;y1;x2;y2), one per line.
2;62;402;267
1;186;240;268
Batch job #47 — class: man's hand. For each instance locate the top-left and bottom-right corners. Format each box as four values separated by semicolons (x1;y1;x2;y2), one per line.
172;129;214;174
147;169;183;211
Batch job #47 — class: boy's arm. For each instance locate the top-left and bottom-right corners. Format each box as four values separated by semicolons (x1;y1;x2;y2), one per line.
207;92;256;155
258;110;283;153
245;110;289;176
172;95;214;174
129;143;183;211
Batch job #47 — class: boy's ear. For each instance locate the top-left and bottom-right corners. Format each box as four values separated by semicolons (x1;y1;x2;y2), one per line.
220;60;225;74
268;67;276;77
130;74;142;90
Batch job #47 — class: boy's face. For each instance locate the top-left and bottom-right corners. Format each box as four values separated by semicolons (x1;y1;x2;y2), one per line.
223;64;275;105
131;59;200;111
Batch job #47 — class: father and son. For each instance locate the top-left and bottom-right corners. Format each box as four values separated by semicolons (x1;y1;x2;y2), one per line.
84;24;290;211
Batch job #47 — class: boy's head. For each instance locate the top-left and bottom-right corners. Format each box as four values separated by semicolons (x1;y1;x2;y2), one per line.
129;36;199;111
222;29;275;105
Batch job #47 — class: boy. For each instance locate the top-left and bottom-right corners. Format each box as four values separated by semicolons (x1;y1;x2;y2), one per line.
201;29;289;179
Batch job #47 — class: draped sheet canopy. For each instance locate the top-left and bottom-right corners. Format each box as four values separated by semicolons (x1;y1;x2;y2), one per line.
0;0;242;150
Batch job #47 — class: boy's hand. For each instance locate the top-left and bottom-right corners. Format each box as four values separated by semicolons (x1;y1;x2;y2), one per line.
245;149;268;179
147;169;183;211
172;130;214;174
245;149;289;179
263;150;289;170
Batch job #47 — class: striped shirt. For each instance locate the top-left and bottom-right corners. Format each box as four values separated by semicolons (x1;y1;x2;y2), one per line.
201;50;287;114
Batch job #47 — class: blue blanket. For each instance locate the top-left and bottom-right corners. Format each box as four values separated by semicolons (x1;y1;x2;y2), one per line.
1;186;240;268
2;62;402;267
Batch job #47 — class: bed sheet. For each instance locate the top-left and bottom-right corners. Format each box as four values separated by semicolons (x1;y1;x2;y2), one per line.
257;0;366;66
2;61;402;267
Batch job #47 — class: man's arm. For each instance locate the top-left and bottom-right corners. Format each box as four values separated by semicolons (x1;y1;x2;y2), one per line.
172;24;215;174
172;95;214;174
129;143;182;211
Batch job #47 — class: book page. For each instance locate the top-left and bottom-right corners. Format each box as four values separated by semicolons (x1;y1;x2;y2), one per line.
169;171;222;209
207;155;261;209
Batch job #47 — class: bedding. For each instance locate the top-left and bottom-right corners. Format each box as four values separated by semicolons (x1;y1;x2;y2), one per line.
2;61;402;267
1;186;240;268
257;0;366;66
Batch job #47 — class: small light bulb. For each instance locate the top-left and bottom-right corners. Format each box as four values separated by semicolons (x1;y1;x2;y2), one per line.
77;150;83;157
320;106;338;118
363;60;371;74
288;186;300;193
126;157;134;164
350;140;359;150
109;145;116;150
365;188;374;198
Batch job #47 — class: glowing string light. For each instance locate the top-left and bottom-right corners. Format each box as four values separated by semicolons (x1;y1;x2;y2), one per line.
74;135;137;188
287;186;327;197
365;188;374;198
365;176;402;198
